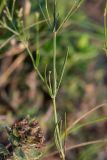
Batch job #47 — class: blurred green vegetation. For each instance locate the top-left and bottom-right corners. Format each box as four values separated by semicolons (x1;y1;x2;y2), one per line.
0;0;107;159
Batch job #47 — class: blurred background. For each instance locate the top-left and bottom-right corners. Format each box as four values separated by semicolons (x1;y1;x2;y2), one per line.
0;0;107;159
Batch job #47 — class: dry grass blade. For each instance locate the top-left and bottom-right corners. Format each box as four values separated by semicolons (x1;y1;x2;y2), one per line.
67;103;107;133
66;139;107;151
44;139;107;159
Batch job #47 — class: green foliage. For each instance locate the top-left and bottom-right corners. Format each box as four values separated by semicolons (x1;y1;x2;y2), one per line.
78;145;100;160
0;0;6;14
13;147;42;160
13;148;26;160
0;144;9;159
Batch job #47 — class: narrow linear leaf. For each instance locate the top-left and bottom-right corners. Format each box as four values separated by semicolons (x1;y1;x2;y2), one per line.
0;35;15;50
67;115;107;137
62;116;107;138
57;0;84;32
44;64;53;96
36;50;40;67
48;71;53;95
45;0;51;27
57;47;69;93
38;0;50;28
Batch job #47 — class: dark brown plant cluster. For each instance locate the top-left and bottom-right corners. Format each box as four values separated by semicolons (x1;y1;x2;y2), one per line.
10;118;45;149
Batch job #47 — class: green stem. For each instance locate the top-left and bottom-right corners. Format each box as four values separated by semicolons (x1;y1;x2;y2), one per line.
52;97;58;128
52;97;65;160
5;25;19;35
53;31;57;96
104;0;107;53
52;28;65;159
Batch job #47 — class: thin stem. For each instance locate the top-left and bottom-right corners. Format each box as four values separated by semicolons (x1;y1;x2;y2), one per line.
53;97;58;129
0;35;15;49
104;0;107;37
12;0;16;19
52;97;65;160
53;31;57;96
52;1;65;159
64;113;67;155
104;0;107;53
24;19;48;30
5;25;19;35
35;12;40;67
48;71;53;94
